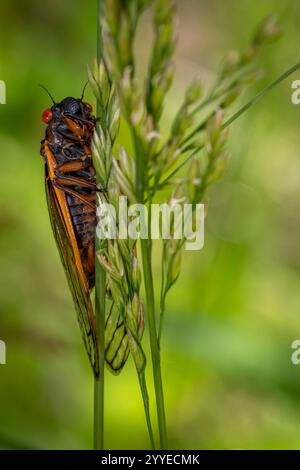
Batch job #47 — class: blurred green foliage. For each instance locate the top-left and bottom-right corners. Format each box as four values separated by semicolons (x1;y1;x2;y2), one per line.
1;0;300;449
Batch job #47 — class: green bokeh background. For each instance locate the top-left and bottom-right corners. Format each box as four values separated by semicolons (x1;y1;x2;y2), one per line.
1;0;300;450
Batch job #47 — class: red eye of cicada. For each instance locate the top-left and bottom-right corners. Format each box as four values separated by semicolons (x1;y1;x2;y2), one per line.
85;102;93;113
42;108;53;123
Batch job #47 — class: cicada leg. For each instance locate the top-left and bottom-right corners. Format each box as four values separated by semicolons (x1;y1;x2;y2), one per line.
54;172;103;192
52;180;96;209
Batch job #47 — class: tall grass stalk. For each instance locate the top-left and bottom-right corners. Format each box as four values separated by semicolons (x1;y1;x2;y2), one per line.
140;237;167;448
91;2;156;450
93;0;105;451
88;1;299;450
132;116;167;447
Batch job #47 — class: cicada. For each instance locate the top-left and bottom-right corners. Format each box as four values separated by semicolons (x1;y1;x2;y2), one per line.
40;91;100;375
40;90;130;377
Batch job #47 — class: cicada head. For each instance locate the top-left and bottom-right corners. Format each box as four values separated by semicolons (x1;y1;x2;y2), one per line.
41;97;95;125
40;84;95;127
59;97;94;120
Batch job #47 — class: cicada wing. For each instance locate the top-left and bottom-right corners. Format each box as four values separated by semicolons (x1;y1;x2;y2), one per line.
45;177;99;377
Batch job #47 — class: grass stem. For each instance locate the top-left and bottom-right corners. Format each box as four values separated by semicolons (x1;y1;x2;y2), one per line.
93;271;106;450
140;238;168;449
138;371;156;450
132;121;168;449
93;0;106;451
